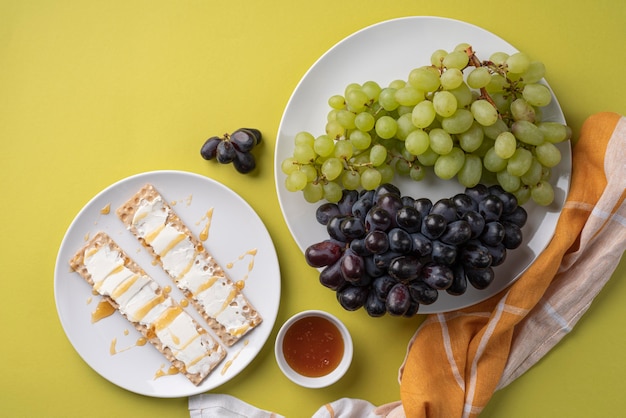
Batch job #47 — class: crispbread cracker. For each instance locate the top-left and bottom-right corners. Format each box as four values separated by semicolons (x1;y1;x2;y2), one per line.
69;231;226;385
116;184;262;346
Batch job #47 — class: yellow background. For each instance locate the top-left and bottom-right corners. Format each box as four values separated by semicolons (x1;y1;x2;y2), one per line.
1;1;625;417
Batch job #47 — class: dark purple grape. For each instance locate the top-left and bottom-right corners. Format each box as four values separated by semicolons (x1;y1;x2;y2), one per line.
340;248;364;282
410;232;433;256
365;291;387;317
238;128;262;144
338;190;359;215
352;197;373;221
364;255;386;278
200;136;222;160
365;206;392;232
466;266;495;289
403;300;420;317
373;251;403;271
304;240;344;268
359;189;375;200
478;195;503;222
230;129;257;152
385;283;411;316
388;227;413;254
216;140;236;164
364;230;389;254
377;193;403;226
465;184;490;203
501;206;528;228
349;238;372;257
233;149;256;173
446;263;468;296
451;193;478;215
421;213;447;240
430;198;458;222
372;274;398;300
316;203;341;226
431;240;457;265
460;241;493;269
440;220;472;246
420;263;454;290
336;285;368;311
485;243;507;266
319;259;346;290
480;221;505;246
401;195;416;207
488;185;518;214
462;210;486;239
340;216;366;240
327;215;348;242
413;198;433;219
388;255;422;281
502;222;523;249
396;206;421;233
374;183;401;201
408;280;439;305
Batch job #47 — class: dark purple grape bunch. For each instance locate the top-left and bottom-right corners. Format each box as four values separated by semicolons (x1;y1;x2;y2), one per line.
304;183;527;317
200;128;262;174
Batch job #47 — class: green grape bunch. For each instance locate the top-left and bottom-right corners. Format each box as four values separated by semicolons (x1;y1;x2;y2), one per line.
281;43;571;206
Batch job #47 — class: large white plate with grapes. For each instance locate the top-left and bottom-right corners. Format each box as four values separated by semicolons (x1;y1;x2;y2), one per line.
274;16;571;313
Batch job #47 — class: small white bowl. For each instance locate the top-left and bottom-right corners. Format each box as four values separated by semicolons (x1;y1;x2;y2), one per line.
274;310;353;388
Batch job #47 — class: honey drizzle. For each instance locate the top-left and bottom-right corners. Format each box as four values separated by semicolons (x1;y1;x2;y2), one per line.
221;340;249;375
225;248;258;289
154;364;180;380
198;208;214;241
110;336;149;355
91;299;116;323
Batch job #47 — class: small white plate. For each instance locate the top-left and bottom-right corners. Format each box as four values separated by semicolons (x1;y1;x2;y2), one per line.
54;170;281;397
274;16;571;313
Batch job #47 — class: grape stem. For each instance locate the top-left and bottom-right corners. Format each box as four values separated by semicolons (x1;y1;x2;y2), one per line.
463;46;499;111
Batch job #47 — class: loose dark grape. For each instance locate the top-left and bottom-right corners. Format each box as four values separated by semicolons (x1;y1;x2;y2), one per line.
388;227;413;254
385;283;411;316
230;129;257;152
452;193;478;215
336;285;368;311
430;198;458;223
465;184;490;203
502;222;523;249
319;259;346;290
501;206;528;228
365;206;392;232
200;136;222;160
316;203;341;226
372;274;398;300
338;190;360;215
216;140;236;164
462;210;486;239
364;230;389;254
446;264;468;296
327;215;348;242
233;149;256;173
340;248;364;282
440;220;472;246
478;195;503;222
410;232;433;256
413;198;433;219
460;241;493;269
396;205;421;233
237;128;262;145
408;280;439;305
340;216;366;240
466;266;495;289
421;213;447;240
304;240;344;268
388;255;422;281
420;262;454;290
480;221;505;246
364;291;387;317
431;240;457;265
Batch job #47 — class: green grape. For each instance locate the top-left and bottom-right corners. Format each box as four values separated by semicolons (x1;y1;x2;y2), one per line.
293;143;316;163
531;180;554;206
485;74;507;93
431;49;448;66
302;182;324;203
294;131;315;147
467;66;491;89
522;83;552;107
341;170;360;190
355;112;376;132
369;144;388;166
379;87;399;111
281;157;298;175
395;85;424;106
416;147;439;166
361;167;382;190
453;43;472;52
482;118;509;140
469;99;498;126
506;52;530;74
395;158;411;175
336;109;356;130
521;61;546;84
507;147;533;177
537;121;571;143
432;91;457;117
300;163;317;182
327;109;338;122
408;66;441;92
375;115;398;139
541;165;551;180
333;140;354;160
434;147;465;180
457;154;482;187
405;129;430;156
520;157;543;186
442;50;469;70
396;112;417;140
510;98;536;122
496;169;522;193
313;134;335;157
321;157;343;181
490;92;511;114
345;88;369;112
494;131;517;159
489;51;509;66
512;120;544;145
396;105;413;116
388;79;406;89
323;181;343;203
409;163;426;181
349;129;372;150
513;185;531;205
429;128;454;155
344;83;361;95
440;68;464;90
412;100;437;128
458;121;484;152
361;80;382;100
325;119;345;139
285;170;308;192
378;163;395;184
534;142;562;167
441;108;474;134
328;95;345;110
483;147;508;172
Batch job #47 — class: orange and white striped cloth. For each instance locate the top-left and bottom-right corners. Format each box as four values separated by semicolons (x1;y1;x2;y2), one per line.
189;112;626;418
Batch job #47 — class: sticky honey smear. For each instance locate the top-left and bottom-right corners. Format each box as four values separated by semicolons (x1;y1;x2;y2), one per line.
226;249;258;290
221;340;249;375
154;364;180;380
100;203;111;215
197;208;214;241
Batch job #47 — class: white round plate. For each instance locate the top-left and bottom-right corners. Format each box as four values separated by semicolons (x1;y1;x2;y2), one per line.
274;16;571;313
55;170;281;397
